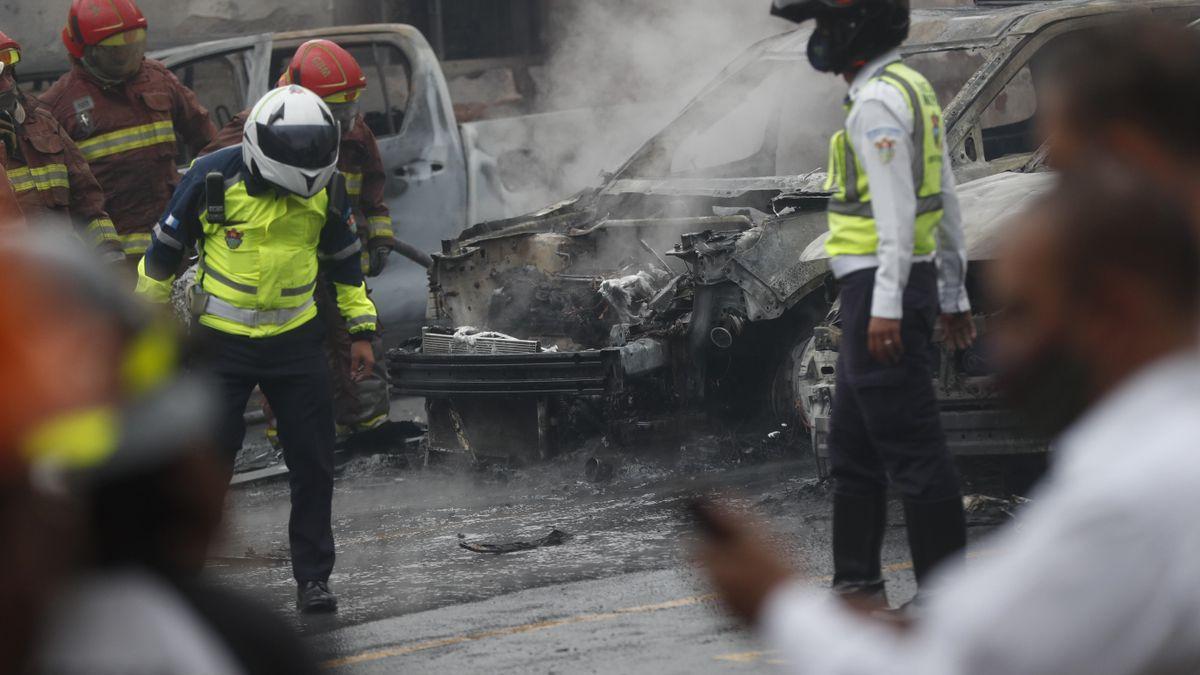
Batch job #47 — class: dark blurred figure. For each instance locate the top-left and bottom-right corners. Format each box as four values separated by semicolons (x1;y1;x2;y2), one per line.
1038;18;1200;219
697;167;1200;674
0;236;115;675
0;234;317;675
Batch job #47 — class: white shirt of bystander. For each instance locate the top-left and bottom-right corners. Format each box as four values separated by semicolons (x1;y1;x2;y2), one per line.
763;351;1200;675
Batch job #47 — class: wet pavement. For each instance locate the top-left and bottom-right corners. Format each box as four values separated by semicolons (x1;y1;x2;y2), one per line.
209;398;1011;672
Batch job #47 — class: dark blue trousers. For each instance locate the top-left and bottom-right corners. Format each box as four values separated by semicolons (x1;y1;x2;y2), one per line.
827;263;962;502
197;318;337;583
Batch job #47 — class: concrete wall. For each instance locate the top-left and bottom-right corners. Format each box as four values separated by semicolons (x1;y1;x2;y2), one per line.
4;0;340;72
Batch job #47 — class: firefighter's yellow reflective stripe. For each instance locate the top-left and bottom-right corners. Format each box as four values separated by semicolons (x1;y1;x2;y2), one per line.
120;231;153;256
6;164;70;192
22;406;119;470
86;217;121;246
367;215;393;239
344;172;364;197
77;120;176;162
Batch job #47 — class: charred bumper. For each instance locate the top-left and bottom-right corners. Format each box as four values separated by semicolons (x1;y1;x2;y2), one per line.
389;338;667;398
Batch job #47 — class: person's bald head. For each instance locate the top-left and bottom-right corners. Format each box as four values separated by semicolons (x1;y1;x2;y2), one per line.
991;166;1199;435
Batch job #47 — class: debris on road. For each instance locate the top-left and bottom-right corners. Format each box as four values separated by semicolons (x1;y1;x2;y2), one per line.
459;529;572;554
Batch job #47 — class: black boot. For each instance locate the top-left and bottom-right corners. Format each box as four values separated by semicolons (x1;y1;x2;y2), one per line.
297;580;338;614
831;491;888;606
903;497;967;588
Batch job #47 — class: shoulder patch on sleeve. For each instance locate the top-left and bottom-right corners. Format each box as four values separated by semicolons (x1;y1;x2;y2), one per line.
868;128;902;165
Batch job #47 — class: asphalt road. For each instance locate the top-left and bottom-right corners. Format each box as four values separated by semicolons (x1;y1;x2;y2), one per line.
209;399;1008;673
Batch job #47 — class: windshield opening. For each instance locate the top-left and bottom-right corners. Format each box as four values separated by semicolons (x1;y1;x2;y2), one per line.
619;47;987;181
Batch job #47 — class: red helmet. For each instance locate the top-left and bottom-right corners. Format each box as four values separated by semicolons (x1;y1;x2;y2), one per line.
285;40;367;102
62;0;149;60
0;30;20;68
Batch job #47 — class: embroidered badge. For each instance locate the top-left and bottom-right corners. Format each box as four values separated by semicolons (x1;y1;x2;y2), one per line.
874;136;897;165
225;228;244;250
72;97;95;139
931;114;942;145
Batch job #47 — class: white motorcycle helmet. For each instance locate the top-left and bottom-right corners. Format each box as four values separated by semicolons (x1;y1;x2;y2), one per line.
242;85;340;198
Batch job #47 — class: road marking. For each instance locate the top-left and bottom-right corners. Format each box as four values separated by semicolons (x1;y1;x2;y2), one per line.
323;555;981;669
714;650;786;666
321;594;719;669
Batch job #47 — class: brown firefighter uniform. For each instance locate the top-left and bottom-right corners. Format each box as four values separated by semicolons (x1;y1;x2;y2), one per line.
41;58;215;260
202;110;395;435
3;106;120;257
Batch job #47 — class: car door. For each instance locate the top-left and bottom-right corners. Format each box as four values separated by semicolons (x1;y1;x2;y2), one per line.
154;35;274;166
271;28;468;339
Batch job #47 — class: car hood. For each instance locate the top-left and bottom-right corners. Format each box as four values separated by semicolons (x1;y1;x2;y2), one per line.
800;170;1056;263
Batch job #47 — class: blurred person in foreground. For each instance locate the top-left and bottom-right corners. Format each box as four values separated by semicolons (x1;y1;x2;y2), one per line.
0;235;116;674
697;167;1200;674
1;233;318;674
1038;18;1200;221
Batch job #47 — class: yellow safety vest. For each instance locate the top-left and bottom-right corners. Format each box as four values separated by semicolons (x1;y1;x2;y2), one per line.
194;181;329;338
825;61;945;258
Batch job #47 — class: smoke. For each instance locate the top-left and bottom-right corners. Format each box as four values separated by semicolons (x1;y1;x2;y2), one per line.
536;0;792;113
467;0;798;217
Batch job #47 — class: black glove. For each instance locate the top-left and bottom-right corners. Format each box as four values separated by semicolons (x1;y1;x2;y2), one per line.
0;111;18;161
367;244;391;277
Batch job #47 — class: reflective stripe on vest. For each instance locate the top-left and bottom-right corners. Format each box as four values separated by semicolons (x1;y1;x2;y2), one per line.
826;61;944;258
204;295;316;328
77;120;176;162
7;164;70;192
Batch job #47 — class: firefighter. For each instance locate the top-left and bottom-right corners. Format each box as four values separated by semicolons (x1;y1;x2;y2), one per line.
771;0;976;606
202;39;396;443
0;31;121;260
137;86;378;613
40;0;215;264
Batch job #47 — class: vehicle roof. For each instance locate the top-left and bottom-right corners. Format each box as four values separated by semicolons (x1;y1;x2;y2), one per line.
761;0;1200;55
18;24;423;82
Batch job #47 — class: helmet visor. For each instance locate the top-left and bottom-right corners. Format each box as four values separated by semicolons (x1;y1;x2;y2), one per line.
85;32;146;82
326;101;358;135
255;122;339;170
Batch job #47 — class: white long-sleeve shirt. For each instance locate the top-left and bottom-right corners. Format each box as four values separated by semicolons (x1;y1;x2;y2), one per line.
762;350;1200;675
827;49;971;319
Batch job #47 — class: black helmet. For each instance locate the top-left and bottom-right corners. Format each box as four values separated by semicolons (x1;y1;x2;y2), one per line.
771;0;910;74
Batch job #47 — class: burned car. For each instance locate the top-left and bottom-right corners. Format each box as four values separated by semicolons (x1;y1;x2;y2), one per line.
390;0;1200;469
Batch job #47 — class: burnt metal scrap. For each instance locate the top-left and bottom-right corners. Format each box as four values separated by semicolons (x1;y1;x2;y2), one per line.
459;529;572;554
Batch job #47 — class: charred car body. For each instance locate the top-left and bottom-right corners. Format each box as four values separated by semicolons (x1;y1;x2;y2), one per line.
391;1;1200;469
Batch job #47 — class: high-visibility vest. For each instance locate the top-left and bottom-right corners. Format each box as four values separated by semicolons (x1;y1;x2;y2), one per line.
825;61;945;258
193;179;330;337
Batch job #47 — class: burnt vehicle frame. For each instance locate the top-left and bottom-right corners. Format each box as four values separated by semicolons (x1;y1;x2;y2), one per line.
390;1;1200;470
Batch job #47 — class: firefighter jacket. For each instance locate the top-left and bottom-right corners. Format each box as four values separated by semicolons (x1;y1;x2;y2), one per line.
136;145;378;340
3;104;120;256
0;146;22;226
202;110;396;250
41;59;215;258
